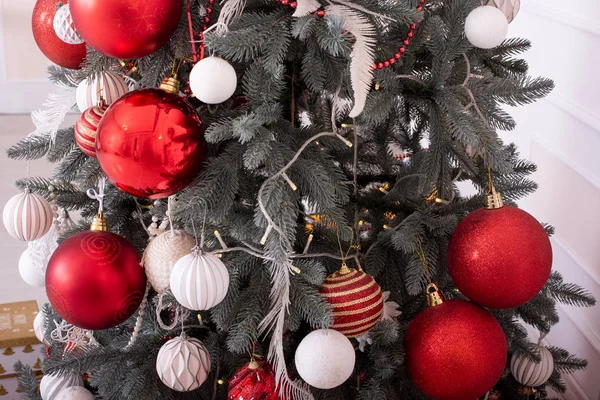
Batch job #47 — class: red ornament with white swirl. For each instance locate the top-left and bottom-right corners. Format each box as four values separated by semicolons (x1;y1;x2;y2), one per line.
76;71;129;112
3;190;53;241
156;334;211;391
75;102;107;157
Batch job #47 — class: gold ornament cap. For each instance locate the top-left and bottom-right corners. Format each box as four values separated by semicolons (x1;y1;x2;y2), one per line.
90;211;108;231
338;262;352;275
486;185;504;210
248;359;260;370
160;76;180;94
426;283;445;307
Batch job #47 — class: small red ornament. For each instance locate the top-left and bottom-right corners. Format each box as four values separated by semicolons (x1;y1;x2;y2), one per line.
320;264;384;338
31;0;86;69
96;78;206;199
69;0;182;59
45;213;146;330
405;284;507;400
228;360;279;400
75;102;107;158
448;194;552;309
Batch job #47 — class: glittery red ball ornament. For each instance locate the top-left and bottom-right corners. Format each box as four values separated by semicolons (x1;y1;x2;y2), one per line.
69;0;181;59
75;102;107;158
228;360;279;400
31;0;86;69
448;205;552;309
405;286;507;400
96;79;206;199
320;265;384;338
45;220;146;330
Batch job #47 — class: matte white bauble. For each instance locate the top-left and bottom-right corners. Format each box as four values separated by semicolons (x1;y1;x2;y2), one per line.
510;345;554;387
465;6;508;49
170;251;229;310
40;373;83;400
156;334;211;391
55;386;94;400
189;57;237;104
3;191;53;241
53;4;84;45
34;310;46;344
76;71;129;112
481;0;520;23
294;329;355;389
19;249;46;287
143;230;196;293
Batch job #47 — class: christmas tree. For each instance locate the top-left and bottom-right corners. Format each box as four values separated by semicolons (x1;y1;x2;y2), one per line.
8;0;596;398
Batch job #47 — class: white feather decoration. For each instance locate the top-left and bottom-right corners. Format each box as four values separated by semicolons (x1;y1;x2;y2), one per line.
326;4;377;118
215;0;247;35
30;87;77;144
292;0;320;17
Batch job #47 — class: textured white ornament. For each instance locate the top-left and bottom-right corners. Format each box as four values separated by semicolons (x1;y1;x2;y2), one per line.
76;71;129;112
53;4;84;45
156;334;211;391
510;345;554;387
34;310;48;345
143;230;196;293
20;224;60;287
189;57;237;104
3;191;53;241
40;373;83;400
481;0;520;23
170;251;230;310
56;386;94;400
294;329;355;389
19;249;46;287
465;6;508;49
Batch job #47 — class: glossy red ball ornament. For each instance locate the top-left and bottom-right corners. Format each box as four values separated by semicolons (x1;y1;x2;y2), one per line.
405;287;507;400
32;0;86;69
96;81;206;199
75;102;107;157
69;0;182;59
45;228;146;330
320;265;384;338
448;205;552;309
228;360;279;400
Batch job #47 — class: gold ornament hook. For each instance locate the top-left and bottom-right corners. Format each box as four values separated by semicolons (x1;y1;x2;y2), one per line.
483;138;504;210
90;210;108;232
426;283;445;307
160;76;181;94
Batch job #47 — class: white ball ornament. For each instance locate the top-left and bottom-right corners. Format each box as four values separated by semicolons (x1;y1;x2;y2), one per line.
19;249;46;287
56;386;94;400
189;57;237;104
510;345;554;387
482;0;520;23
465;6;509;49
156;334;211;391
3;190;53;241
40;373;83;400
53;4;84;45
294;329;355;389
76;71;129;112
170;251;229;310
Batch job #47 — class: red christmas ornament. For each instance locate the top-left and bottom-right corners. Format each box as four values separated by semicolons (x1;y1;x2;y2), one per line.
405;284;507;400
96;78;206;199
45;214;146;330
31;0;86;69
228;360;279;400
75;102;107;158
69;0;182;59
320;264;384;338
448;195;552;309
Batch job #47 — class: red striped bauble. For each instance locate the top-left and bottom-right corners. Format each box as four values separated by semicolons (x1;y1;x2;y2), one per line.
75;102;107;157
320;265;384;338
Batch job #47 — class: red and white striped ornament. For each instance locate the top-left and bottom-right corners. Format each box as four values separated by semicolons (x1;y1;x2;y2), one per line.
75;101;107;157
320;264;384;338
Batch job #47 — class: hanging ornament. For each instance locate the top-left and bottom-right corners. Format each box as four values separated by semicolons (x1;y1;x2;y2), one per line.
228;360;279;400
40;373;83;400
20;224;61;288
3;190;53;241
31;0;86;69
295;329;356;389
53;4;84;45
75;100;108;157
189;57;238;104
76;71;129;112
56;386;94;400
510;344;554;388
170;250;230;311
156;334;211;391
34;310;48;345
19;249;46;287
404;283;507;400
448;188;552;309
96;77;206;198
481;0;520;23
69;0;181;59
465;6;508;49
319;264;384;338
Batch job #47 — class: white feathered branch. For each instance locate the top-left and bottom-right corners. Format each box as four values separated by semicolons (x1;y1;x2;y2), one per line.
215;0;247;34
29;86;76;144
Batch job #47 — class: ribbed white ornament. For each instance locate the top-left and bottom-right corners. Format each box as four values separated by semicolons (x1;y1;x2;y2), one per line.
143;230;196;293
56;386;94;400
76;71;129;112
481;0;520;23
40;373;83;400
53;4;84;45
33;310;48;345
170;251;230;310
156;334;211;391
510;345;554;387
3;191;53;241
18;249;45;287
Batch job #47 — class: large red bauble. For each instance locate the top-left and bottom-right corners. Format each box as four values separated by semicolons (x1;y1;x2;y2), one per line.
405;299;507;400
448;206;552;309
69;0;182;59
31;0;86;69
228;361;279;400
45;231;147;330
96;89;206;199
320;267;384;338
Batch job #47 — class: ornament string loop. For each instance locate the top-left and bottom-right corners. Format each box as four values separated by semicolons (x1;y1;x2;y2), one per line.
335;226;356;273
86;176;106;213
416;234;432;284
